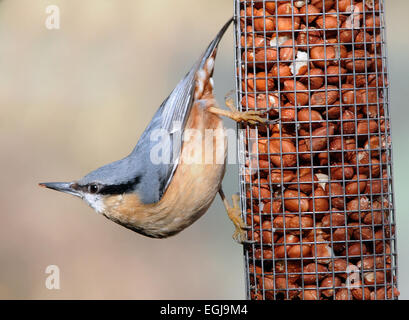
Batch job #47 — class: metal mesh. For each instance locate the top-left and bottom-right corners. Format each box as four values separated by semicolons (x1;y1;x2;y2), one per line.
234;0;398;300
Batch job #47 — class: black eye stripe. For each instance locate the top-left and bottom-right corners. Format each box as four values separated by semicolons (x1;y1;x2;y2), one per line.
98;176;141;195
73;176;141;195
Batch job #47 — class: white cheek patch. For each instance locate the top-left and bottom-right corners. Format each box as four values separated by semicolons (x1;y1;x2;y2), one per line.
83;193;105;214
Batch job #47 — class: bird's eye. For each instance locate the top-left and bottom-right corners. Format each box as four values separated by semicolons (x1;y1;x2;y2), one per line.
88;184;99;194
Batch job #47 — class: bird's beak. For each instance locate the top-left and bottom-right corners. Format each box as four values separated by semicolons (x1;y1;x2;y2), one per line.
39;182;81;198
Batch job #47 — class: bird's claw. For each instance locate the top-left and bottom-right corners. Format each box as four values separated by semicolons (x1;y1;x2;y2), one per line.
231;110;269;125
224;90;278;126
228;194;246;244
267;117;280;125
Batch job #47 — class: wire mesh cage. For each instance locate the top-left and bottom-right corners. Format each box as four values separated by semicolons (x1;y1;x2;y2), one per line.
234;0;398;300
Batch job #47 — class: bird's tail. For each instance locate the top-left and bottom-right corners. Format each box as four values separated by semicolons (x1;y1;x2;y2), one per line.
198;17;234;71
194;17;234;99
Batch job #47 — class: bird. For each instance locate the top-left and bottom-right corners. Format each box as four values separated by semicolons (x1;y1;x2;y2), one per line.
39;18;270;242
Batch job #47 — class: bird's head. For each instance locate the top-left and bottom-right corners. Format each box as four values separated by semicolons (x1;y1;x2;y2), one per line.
39;156;161;213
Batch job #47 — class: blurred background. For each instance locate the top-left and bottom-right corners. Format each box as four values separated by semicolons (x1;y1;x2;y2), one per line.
0;0;407;299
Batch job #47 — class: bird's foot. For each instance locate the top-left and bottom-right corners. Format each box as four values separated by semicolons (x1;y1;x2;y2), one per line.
224;91;278;125
229;110;270;125
206;91;277;126
226;194;247;244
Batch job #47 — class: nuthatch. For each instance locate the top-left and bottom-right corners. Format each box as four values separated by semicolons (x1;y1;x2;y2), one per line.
39;18;270;242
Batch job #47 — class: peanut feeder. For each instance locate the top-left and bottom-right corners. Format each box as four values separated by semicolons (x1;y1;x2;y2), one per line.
235;0;398;300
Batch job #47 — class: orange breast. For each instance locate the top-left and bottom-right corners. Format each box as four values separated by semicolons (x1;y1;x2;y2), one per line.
103;101;227;238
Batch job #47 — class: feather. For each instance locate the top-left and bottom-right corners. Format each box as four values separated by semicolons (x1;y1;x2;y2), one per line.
132;18;233;199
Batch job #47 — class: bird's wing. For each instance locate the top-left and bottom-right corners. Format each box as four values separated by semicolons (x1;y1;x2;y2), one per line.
159;18;233;197
134;18;233;199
